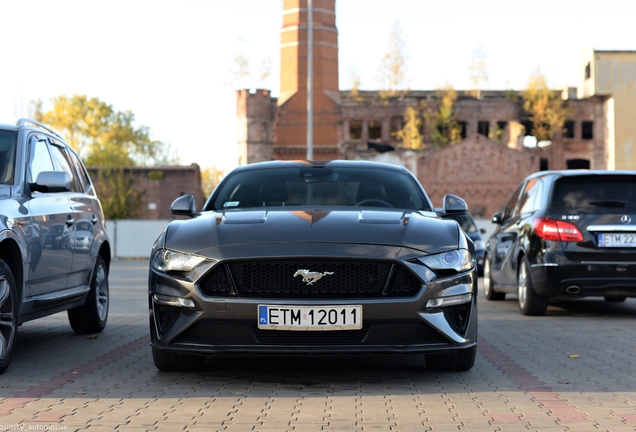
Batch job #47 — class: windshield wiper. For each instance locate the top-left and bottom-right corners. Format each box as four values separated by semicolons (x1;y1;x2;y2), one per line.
588;200;627;208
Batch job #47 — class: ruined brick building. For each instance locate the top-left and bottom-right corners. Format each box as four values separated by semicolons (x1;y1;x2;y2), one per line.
237;0;636;217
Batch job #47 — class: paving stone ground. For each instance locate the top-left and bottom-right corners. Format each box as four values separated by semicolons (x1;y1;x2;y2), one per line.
0;260;635;431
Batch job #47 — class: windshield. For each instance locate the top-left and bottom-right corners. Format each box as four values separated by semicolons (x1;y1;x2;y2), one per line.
207;166;431;211
0;130;17;185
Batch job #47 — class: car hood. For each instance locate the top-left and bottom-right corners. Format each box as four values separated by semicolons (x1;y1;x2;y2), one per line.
163;209;461;256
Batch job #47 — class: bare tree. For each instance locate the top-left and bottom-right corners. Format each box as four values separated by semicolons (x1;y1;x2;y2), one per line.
468;44;489;99
375;22;409;100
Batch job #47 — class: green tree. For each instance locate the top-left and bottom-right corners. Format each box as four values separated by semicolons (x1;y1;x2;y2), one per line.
40;95;175;219
41;94;171;167
521;72;571;143
394;107;423;150
97;168;142;220
425;85;463;148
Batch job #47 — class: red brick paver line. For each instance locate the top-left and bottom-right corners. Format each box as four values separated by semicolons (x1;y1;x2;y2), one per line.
0;335;149;417
478;336;595;426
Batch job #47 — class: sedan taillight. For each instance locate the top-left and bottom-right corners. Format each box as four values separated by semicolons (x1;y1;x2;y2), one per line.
533;218;584;242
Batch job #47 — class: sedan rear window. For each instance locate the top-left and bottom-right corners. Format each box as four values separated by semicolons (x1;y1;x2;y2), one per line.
550;175;636;210
208;166;430;211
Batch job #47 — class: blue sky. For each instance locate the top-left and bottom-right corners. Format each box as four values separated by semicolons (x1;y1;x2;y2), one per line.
1;0;634;172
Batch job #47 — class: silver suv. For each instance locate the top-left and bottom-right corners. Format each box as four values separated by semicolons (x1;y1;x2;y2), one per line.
0;119;111;374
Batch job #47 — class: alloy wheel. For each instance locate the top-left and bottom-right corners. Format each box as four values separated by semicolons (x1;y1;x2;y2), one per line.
0;275;16;360
95;263;109;322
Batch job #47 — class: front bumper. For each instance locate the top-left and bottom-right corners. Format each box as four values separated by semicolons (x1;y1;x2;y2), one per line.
148;257;478;356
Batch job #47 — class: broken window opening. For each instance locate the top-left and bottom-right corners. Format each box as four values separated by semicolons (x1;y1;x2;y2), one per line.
349;120;362;140
582;121;594;140
390;117;402;136
585;62;591;80
458;121;467;139
567;159;590;169
563;121;575;139
368;121;382;140
478;121;489;137
521;120;533;136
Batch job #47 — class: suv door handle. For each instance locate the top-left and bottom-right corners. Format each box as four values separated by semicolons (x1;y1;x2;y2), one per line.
65;216;75;227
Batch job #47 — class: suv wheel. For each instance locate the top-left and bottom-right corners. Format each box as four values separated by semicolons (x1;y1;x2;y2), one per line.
68;256;109;334
483;257;505;301
0;260;18;374
517;258;547;316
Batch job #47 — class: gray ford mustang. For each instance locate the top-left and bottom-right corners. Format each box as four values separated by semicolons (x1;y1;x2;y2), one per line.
148;160;478;371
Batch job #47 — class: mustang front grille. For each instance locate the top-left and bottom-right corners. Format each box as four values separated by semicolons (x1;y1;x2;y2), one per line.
198;259;422;299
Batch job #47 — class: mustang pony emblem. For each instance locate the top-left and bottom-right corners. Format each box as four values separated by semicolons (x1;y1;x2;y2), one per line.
293;269;334;285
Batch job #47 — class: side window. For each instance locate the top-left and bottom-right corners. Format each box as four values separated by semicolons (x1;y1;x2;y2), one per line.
502;184;524;222
518;179;541;215
67;149;90;192
48;143;80;192
29;139;55;184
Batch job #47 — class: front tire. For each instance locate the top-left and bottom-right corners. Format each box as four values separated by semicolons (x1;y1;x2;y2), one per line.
483;257;505;301
425;346;476;371
0;260;18;374
152;347;206;371
517;258;547;316
68;256;109;334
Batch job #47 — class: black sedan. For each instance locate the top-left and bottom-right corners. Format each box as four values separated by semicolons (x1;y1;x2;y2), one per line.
148;161;478;371
484;170;636;315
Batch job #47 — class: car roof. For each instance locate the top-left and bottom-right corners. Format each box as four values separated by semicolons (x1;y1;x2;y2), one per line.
525;169;636;181
0;119;66;141
229;159;413;174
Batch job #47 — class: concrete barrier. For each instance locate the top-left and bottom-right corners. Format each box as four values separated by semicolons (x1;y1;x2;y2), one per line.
106;220;171;259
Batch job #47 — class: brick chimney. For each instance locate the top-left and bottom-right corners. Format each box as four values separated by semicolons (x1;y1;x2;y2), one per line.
274;0;341;160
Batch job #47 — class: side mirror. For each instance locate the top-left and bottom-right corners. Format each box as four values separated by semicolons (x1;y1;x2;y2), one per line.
171;194;196;217
491;212;503;224
442;194;468;214
30;171;71;193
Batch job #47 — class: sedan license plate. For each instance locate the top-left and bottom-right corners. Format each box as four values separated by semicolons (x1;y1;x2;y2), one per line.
258;305;362;331
598;233;636;247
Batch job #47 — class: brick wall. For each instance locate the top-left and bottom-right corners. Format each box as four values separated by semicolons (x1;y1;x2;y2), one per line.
417;134;539;218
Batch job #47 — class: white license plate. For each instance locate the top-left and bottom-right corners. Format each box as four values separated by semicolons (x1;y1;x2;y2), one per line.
258;305;362;331
598;233;636;247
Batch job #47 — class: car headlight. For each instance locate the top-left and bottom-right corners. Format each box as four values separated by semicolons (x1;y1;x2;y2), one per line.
418;249;473;273
473;239;485;250
151;249;206;272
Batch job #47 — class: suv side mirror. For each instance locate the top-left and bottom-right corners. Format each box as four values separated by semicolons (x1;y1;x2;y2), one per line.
30;171;71;193
441;194;468;214
171;194;196;217
491;212;503;224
